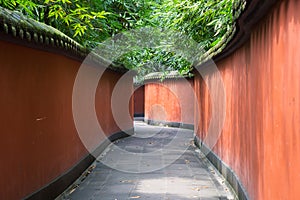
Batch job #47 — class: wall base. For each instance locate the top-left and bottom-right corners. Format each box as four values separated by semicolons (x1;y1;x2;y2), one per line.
145;119;194;130
134;116;145;122
134;113;145;118
194;136;249;200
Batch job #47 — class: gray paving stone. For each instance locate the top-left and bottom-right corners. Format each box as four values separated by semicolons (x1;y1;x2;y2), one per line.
57;122;237;200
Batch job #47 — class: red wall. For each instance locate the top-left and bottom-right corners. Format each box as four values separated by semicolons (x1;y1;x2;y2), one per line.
195;1;300;199
145;78;194;125
134;85;145;116
0;40;133;199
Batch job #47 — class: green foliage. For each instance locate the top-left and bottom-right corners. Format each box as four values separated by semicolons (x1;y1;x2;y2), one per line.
0;0;110;48
118;48;192;74
143;0;233;50
0;0;235;78
0;0;39;18
115;0;234;78
45;0;110;41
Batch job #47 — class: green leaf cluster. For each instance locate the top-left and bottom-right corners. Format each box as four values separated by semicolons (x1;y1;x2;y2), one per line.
115;0;234;79
0;0;235;78
0;0;112;48
149;0;233;49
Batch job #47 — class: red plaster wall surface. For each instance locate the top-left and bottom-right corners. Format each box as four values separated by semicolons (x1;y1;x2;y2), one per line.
145;78;194;125
134;85;145;116
195;1;300;199
0;40;133;199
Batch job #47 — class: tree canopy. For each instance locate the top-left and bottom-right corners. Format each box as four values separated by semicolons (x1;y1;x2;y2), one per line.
0;0;235;79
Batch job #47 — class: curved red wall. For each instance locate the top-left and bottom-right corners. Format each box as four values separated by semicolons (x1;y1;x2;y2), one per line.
195;1;300;199
0;40;133;199
145;78;194;125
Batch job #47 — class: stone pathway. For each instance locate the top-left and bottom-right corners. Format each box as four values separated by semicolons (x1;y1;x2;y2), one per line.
58;122;237;200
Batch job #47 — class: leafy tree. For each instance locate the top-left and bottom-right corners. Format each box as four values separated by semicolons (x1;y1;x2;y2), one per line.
148;0;233;49
0;0;111;48
115;0;234;79
0;0;235;77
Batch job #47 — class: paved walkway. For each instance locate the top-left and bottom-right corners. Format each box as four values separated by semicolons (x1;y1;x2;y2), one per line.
58;122;237;200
